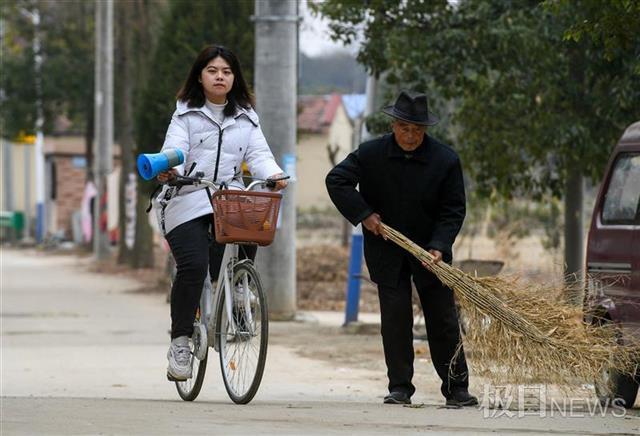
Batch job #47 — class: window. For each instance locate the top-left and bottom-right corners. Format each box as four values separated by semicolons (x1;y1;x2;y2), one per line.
602;153;640;224
72;156;87;168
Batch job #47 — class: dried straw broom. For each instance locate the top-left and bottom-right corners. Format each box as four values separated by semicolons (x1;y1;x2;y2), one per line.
380;223;640;392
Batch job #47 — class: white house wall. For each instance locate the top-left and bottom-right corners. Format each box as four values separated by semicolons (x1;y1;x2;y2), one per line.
1;141;37;218
328;103;354;160
296;132;334;211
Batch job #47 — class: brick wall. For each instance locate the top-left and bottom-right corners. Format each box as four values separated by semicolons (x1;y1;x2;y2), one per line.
53;156;86;237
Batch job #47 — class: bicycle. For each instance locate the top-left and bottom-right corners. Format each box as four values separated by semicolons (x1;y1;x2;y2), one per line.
167;171;288;404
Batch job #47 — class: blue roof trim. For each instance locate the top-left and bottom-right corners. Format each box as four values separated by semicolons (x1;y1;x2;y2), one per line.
341;94;367;121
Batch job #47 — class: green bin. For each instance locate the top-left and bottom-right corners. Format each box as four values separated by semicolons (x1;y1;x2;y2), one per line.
0;211;25;240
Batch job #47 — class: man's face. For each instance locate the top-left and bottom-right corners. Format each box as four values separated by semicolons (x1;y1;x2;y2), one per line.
392;120;426;151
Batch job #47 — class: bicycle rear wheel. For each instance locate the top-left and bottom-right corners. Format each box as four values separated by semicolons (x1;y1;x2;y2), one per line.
175;316;208;401
216;262;268;404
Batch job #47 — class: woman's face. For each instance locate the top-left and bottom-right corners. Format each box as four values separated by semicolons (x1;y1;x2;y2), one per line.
200;56;234;103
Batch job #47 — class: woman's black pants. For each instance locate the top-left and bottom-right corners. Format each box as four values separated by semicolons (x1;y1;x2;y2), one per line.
377;257;469;399
165;214;256;339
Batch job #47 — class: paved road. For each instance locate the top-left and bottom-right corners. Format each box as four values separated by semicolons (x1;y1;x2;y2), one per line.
1;248;639;435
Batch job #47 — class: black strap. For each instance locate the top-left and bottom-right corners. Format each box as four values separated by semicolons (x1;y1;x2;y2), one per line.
159;187;174;234
145;184;162;213
185;161;196;176
213;125;223;182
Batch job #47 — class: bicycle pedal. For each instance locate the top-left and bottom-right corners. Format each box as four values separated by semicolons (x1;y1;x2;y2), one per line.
166;372;188;382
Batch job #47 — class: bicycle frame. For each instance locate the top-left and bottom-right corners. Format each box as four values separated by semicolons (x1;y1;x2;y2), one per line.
201;242;257;353
201;242;232;352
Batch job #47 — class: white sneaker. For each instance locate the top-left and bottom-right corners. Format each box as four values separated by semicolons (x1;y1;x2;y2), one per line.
234;284;257;309
166;336;192;381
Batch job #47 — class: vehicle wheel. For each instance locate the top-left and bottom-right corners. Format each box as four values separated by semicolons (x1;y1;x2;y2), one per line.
175;318;208;401
596;365;639;409
216;262;268;404
593;321;639;408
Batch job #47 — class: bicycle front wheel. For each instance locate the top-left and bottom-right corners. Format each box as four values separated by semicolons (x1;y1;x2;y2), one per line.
216;262;268;404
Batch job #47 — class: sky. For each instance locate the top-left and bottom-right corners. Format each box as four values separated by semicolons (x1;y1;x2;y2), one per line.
299;0;358;57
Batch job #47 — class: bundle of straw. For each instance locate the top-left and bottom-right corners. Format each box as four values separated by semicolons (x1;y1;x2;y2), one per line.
380;223;639;391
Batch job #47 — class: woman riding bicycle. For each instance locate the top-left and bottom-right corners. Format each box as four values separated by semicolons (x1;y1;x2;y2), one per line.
154;45;287;382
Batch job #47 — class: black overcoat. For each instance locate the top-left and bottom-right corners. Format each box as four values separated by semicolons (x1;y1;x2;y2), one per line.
325;133;466;288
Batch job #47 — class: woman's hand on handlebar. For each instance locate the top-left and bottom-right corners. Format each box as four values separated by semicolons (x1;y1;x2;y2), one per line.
157;168;178;183
267;173;288;191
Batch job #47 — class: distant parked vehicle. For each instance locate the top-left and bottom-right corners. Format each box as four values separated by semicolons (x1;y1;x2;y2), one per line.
584;120;640;408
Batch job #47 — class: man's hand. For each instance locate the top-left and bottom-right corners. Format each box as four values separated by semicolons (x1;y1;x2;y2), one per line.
428;249;443;263
421;249;443;268
157;168;178;183
362;213;385;238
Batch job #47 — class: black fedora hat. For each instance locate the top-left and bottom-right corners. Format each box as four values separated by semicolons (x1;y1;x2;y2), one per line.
382;91;439;126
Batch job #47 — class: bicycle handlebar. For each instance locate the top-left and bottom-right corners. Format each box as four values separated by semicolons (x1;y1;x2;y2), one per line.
167;172;290;192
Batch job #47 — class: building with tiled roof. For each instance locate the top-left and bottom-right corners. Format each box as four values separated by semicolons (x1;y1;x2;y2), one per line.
296;93;366;210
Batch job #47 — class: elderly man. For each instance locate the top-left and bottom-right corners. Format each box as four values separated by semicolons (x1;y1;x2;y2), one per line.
325;91;477;407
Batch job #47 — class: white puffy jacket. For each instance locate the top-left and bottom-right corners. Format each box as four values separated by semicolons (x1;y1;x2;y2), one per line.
153;100;282;235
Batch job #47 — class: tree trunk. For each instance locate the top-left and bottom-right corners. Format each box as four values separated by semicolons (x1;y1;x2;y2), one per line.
341;220;350;248
79;0;94;186
130;0;156;269
131;185;155;268
115;0;136;265
564;168;584;303
564;44;586;303
85;99;94;182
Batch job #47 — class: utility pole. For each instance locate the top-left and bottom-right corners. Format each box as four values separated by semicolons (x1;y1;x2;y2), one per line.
23;144;32;241
15;6;44;243
0;21;10;215
93;0;114;259
253;0;300;319
33;6;45;243
24;5;45;244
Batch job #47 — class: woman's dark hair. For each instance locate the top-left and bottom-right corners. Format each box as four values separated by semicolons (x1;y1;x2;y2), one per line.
177;45;254;117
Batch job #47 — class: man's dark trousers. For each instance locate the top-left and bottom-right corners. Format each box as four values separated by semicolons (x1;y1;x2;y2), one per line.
378;255;469;398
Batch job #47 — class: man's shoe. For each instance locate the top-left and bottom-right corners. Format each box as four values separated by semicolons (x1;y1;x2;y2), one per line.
166;336;192;381
383;391;411;404
445;389;478;407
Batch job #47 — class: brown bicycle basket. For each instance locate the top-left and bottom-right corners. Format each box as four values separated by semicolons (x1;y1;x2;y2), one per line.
211;189;282;246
